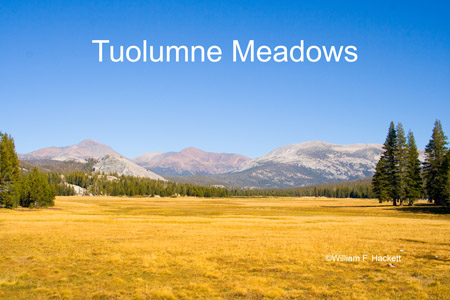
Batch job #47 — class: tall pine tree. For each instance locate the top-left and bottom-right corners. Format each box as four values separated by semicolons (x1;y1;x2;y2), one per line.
423;120;448;205
405;131;423;205
373;122;401;205
397;123;409;205
372;158;390;203
442;151;450;207
0;133;21;208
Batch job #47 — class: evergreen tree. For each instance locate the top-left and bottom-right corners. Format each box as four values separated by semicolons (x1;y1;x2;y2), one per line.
21;168;55;208
405;131;423;205
442;151;450;207
397;123;408;205
423;120;448;205
372;159;390;203
0;132;21;208
372;122;401;205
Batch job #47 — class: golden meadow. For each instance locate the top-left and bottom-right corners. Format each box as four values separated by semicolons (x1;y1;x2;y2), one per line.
1;196;449;299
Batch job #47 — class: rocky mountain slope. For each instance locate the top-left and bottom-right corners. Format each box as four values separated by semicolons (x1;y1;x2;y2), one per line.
197;141;386;188
209;141;425;189
20;139;121;161
132;147;250;176
238;141;383;176
93;155;165;180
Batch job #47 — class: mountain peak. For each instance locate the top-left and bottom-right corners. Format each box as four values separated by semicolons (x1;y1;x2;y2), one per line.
78;138;100;145
293;141;334;148
179;147;205;155
21;139;121;161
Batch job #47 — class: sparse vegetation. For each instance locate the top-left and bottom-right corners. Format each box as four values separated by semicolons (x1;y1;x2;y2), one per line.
20;158;95;173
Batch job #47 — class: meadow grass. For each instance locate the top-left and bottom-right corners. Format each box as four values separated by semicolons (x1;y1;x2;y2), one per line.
0;196;449;299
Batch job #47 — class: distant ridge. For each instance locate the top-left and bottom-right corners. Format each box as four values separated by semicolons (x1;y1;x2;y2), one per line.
216;141;385;188
132;147;250;176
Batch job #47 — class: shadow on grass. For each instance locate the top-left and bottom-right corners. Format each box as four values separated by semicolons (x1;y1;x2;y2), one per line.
320;204;450;215
396;204;450;215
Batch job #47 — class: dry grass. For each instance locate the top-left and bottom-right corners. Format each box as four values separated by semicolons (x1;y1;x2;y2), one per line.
0;196;449;299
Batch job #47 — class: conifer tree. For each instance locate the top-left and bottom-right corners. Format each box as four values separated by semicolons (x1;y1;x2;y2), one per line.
21;168;55;208
397;123;408;205
372;159;389;203
423;120;448;205
0;132;21;208
441;151;450;207
372;122;400;205
405;131;423;205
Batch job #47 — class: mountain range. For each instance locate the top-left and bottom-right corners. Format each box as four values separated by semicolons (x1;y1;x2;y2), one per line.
213;141;383;188
132;147;250;176
20;139;422;189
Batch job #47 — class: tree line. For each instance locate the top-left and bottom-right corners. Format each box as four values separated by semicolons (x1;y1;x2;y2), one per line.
54;170;374;199
372;120;450;207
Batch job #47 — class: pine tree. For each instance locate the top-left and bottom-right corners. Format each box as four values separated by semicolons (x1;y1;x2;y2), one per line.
20;168;55;208
423;120;448;205
372;122;400;205
442;151;450;207
0;133;21;208
397;123;408;205
405;131;423;205
372;159;389;203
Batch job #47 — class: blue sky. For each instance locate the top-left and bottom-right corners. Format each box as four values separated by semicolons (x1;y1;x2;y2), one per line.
1;0;449;158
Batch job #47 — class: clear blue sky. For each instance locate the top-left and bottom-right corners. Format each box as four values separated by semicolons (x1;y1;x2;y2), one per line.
1;0;449;158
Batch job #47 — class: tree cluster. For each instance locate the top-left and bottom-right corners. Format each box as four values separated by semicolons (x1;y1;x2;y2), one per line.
373;121;450;207
20;168;55;207
0;132;55;208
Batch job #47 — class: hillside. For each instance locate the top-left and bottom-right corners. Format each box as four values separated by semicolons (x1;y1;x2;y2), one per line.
225;141;383;188
19;159;94;173
93;154;166;180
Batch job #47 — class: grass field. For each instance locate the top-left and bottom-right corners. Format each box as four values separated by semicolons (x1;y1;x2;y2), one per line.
0;196;449;299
